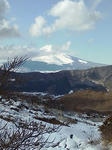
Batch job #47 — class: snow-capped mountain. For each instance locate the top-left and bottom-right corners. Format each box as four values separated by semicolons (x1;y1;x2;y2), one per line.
19;54;104;72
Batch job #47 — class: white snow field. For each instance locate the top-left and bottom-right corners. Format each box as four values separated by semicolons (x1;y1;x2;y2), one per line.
0;94;108;150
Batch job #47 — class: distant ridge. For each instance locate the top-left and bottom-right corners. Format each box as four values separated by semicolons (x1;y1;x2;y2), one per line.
18;55;104;72
9;64;112;95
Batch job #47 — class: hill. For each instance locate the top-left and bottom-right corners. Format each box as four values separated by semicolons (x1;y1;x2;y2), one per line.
8;65;112;95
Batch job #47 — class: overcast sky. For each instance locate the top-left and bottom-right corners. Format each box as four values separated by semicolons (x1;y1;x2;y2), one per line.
0;0;112;64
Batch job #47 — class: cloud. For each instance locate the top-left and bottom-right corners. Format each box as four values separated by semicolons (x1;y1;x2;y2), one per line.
38;41;71;55
0;45;37;62
92;0;102;10
29;16;46;37
0;0;21;39
0;41;73;65
29;0;102;37
0;0;10;19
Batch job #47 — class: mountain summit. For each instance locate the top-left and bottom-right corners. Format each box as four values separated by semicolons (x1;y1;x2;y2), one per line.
20;55;104;72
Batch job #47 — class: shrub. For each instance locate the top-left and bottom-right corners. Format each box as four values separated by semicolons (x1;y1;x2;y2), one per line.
0;57;60;149
0;120;60;150
99;116;112;146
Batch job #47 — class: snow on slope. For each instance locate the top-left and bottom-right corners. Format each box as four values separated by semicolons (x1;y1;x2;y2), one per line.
78;59;88;64
0;94;107;150
32;53;74;65
31;44;89;66
42;113;103;150
32;43;74;65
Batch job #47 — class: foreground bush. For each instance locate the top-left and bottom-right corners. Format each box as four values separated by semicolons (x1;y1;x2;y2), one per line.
0;121;59;150
99;116;112;146
0;57;60;149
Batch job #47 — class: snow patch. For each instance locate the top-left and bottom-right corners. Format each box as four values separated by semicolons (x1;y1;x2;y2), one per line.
9;78;16;82
69;90;73;94
38;70;61;73
78;59;88;64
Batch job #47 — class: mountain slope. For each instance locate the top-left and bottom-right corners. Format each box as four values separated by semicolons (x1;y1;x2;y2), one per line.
0;93;103;150
8;65;112;95
19;55;104;72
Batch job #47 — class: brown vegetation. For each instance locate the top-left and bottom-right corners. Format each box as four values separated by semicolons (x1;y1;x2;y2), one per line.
50;90;112;114
99;116;112;147
34;116;67;126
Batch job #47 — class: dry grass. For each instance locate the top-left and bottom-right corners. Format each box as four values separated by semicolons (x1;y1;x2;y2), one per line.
4;89;112;115
0;115;15;123
99;116;112;148
34;116;67;126
55;90;112;114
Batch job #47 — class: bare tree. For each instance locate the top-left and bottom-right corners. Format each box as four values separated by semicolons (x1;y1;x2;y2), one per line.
0;56;28;93
0;56;61;150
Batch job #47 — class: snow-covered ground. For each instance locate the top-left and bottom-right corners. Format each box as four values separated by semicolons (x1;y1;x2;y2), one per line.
0;94;108;150
44;122;102;150
42;112;104;150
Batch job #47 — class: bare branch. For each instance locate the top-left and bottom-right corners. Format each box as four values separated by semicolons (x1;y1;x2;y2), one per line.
0;121;60;150
0;56;28;93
